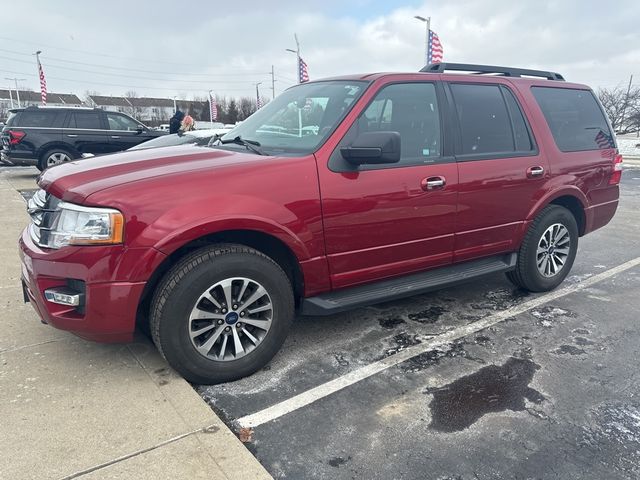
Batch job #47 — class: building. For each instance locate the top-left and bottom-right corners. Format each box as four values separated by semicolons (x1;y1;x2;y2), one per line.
87;95;176;125
0;89;82;120
86;95;132;114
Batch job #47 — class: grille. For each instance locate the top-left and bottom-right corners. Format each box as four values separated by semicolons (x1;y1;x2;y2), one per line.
27;189;60;247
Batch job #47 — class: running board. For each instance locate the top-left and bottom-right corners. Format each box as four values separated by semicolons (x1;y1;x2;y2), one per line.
301;253;517;316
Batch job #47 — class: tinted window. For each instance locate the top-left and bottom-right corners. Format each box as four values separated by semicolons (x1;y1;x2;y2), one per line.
69;112;102;129
356;83;441;163
106;112;140;131
17;111;62;127
452;84;520;155
502;87;534;152
531;87;614;152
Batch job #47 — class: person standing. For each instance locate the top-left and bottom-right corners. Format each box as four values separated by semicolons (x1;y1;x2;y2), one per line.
169;110;184;134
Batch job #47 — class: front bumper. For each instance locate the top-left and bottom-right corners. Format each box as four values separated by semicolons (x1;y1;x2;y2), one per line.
19;227;166;343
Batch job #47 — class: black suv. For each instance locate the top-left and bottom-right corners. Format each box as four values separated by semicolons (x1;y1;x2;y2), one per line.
1;106;165;170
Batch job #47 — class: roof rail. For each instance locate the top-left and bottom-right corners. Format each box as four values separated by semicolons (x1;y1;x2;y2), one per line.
420;63;565;81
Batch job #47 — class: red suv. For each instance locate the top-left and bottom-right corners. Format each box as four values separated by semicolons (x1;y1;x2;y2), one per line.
19;63;622;384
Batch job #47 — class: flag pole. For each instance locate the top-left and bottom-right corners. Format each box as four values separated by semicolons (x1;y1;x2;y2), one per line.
34;50;45;105
414;15;431;65
208;90;213;123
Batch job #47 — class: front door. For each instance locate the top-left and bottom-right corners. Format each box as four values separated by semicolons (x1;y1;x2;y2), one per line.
317;81;459;289
104;112;153;152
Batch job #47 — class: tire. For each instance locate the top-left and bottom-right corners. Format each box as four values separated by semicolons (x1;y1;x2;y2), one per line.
37;148;76;171
150;244;294;384
506;205;579;292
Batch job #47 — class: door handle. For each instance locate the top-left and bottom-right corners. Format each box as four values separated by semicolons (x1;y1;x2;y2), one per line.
66;134;78;138
111;135;120;139
527;166;545;178
421;176;446;191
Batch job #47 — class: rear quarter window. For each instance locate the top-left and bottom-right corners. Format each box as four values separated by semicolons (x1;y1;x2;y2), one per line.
531;87;615;152
15;110;64;128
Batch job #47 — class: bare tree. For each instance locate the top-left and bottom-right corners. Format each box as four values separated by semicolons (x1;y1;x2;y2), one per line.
598;85;640;134
124;90;143;119
238;97;256;120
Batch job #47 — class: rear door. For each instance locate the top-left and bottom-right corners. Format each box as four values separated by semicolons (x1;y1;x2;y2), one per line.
63;111;110;155
104;112;154;152
318;81;459;289
446;81;547;262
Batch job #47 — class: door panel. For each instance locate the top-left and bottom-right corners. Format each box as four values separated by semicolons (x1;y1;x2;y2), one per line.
319;163;458;288
455;156;548;261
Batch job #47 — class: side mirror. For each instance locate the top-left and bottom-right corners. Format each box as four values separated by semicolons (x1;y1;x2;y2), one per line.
340;131;401;165
135;124;145;134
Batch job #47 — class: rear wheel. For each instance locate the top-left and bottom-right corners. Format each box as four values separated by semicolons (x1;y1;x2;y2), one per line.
150;244;294;384
506;205;579;292
37;148;75;171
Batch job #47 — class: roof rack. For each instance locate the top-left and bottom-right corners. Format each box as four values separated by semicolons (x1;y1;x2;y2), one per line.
420;63;565;81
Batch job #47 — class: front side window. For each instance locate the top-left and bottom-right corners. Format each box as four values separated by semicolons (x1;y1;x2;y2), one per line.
531;87;615;152
355;83;441;163
106;112;140;131
217;81;367;155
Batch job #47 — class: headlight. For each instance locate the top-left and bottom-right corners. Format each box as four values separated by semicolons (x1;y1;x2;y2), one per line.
43;202;124;248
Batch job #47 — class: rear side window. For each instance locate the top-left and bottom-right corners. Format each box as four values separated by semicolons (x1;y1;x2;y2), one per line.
450;83;534;156
531;87;614;152
68;112;102;129
15;111;63;127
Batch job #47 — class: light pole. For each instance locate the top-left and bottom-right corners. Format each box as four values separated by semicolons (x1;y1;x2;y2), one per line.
286;33;301;83
5;77;25;108
173;96;177;112
414;15;431;65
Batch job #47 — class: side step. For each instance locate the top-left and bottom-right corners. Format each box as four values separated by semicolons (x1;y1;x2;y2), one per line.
300;253;517;316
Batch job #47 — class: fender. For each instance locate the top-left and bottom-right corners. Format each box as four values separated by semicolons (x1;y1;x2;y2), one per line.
514;185;588;244
526;185;588;222
142;195;324;262
152;210;314;262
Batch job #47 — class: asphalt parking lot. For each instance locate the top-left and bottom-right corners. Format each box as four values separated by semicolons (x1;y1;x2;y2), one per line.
196;167;640;480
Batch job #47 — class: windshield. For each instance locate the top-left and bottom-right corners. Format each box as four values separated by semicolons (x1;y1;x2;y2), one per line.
218;80;368;155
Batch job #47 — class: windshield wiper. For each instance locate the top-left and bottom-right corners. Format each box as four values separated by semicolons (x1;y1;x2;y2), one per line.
218;135;266;155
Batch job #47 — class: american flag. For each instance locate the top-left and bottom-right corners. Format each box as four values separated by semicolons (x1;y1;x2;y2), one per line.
298;57;309;83
256;96;263;109
595;130;615;149
427;29;443;64
37;56;47;105
209;92;217;121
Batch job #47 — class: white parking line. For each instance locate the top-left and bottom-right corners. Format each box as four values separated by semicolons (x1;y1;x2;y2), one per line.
237;256;640;428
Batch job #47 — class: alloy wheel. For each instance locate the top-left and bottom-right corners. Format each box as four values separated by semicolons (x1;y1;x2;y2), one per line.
536;223;571;277
188;277;273;361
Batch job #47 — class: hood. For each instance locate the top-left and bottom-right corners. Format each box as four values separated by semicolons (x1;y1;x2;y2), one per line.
38;145;269;204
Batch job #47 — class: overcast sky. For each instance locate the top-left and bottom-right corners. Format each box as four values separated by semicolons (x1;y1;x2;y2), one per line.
1;0;638;100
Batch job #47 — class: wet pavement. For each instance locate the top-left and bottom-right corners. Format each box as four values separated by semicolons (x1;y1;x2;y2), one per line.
196;168;640;479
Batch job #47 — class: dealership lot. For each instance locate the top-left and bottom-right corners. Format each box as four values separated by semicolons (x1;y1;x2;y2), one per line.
5;165;640;479
196;166;640;479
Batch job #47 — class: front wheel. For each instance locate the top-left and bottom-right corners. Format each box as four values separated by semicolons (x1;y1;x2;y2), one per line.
150;244;294;384
506;205;579;292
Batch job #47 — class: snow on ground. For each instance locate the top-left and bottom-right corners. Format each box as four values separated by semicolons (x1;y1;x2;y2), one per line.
617;135;640;158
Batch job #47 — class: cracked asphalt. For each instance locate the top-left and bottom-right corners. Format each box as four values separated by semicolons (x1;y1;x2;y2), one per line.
196;167;640;480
